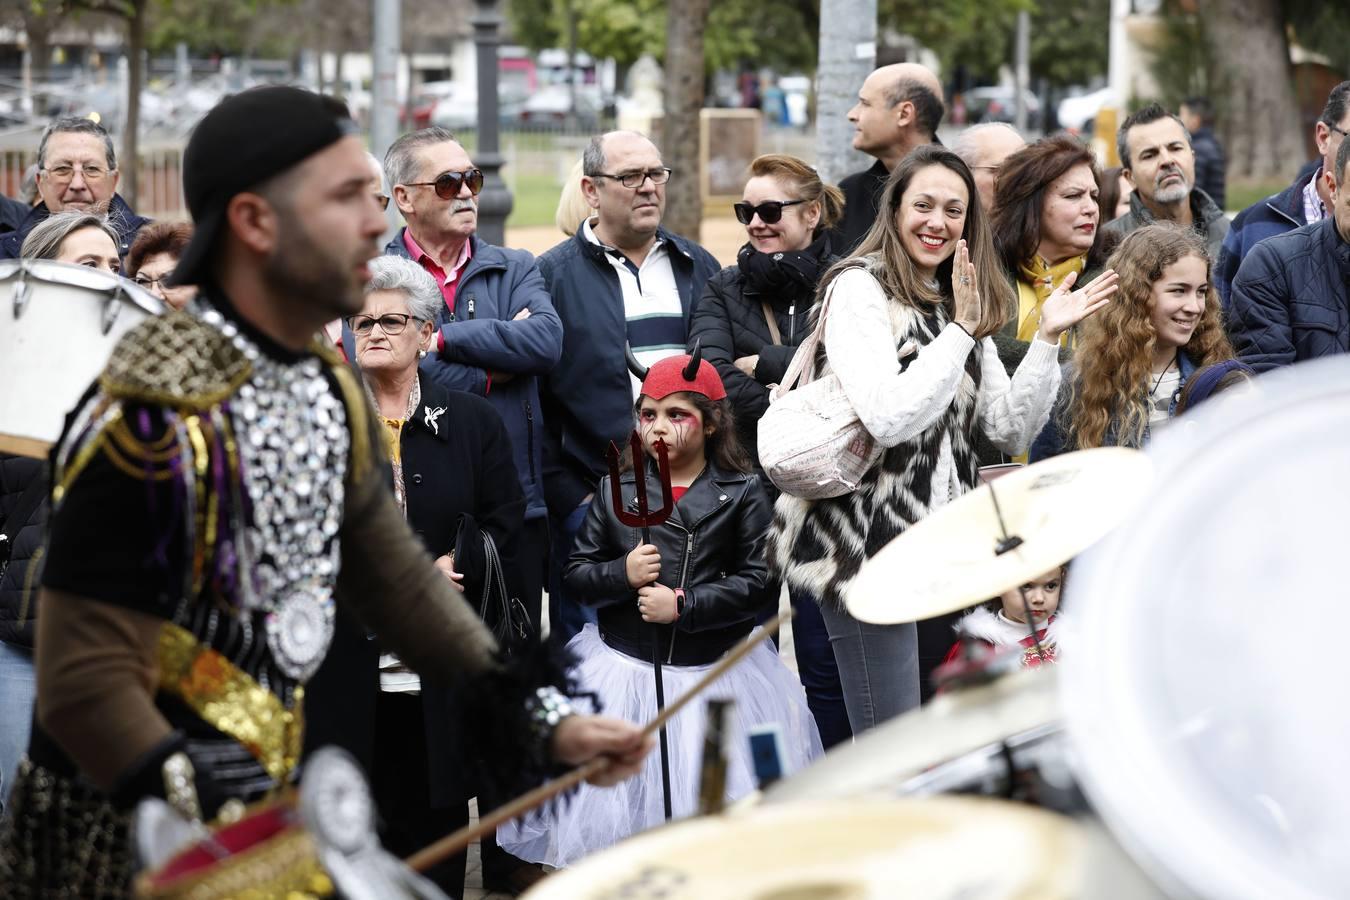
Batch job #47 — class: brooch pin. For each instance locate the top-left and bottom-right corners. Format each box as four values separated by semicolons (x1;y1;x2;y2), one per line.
424;405;447;435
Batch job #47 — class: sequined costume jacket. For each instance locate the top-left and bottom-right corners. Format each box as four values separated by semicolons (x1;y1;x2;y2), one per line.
0;295;563;898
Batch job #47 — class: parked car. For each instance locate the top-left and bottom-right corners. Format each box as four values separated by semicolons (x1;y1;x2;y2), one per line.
517;85;601;129
966;86;1042;129
1057;87;1117;135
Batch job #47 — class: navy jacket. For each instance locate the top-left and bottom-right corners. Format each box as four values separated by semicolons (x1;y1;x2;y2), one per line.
1189;126;1226;211
1228;217;1350;373
379;230;561;522
536;227;721;516
0;194;149;259
1215;166;1319;309
0;454;46;648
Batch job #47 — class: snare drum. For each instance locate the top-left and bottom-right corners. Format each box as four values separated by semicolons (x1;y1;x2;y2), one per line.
0;258;161;458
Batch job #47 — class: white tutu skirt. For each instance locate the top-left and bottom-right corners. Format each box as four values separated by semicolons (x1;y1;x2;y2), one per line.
497;624;823;868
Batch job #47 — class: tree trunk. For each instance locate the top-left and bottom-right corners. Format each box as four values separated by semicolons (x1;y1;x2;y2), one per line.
1196;0;1301;181
122;0;146;210
815;0;876;184
661;0;710;242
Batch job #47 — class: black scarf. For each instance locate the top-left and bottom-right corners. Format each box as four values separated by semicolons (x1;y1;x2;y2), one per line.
737;232;831;300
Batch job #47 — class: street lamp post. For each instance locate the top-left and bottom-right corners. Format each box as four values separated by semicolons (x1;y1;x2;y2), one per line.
473;0;513;246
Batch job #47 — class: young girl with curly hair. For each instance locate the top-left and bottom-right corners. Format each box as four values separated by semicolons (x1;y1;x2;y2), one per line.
1030;223;1234;459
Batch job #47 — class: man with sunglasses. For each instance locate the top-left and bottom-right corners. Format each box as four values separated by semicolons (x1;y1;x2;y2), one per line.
1217;80;1350;307
535;131;720;646
834;63;945;254
379;131;562;891
0;116;150;260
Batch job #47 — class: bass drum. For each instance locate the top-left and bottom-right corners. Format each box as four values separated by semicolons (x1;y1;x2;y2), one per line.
1062;357;1350;900
0;258;161;458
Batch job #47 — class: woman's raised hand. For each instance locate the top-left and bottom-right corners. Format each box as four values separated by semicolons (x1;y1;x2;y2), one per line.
950;239;983;335
1037;269;1119;343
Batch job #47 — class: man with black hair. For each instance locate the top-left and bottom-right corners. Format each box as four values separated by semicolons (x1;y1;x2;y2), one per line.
833;63;945;253
1180;96;1226;210
1216;81;1350;307
1229;137;1350;371
1105;103;1228;261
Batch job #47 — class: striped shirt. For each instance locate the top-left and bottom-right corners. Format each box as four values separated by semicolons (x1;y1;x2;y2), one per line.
582;218;685;398
1302;170;1327;226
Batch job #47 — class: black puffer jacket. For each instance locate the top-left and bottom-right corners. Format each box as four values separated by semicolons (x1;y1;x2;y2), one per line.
565;460;772;666
688;252;834;468
0;454;47;647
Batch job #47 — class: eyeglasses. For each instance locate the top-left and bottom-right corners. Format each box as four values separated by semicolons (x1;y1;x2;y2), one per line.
733;199;807;225
134;274;167;291
1331;125;1350;140
593;168;672;189
403;168;484;200
44;164;110;183
348;313;413;336
374;193;390;211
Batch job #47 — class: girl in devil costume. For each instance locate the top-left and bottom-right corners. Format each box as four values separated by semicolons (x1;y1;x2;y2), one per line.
498;352;822;867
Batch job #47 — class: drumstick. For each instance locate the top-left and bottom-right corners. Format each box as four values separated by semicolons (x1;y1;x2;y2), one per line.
405;608;795;873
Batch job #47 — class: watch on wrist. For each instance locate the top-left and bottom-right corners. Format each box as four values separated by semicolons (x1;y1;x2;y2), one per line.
674;588;686;619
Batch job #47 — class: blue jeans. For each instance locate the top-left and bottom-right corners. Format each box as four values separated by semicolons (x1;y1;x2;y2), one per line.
787;589;852;749
0;641;35;811
547;500;598;645
816;600;919;735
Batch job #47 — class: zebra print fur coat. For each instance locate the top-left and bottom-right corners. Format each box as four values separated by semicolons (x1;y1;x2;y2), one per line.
766;264;1060;611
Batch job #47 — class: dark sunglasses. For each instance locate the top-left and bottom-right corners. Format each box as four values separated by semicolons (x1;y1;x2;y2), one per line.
734;199;807;225
348;313;413;336
404;168;484;200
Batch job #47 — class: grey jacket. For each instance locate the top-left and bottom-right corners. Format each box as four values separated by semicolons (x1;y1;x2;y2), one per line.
1103;187;1229;261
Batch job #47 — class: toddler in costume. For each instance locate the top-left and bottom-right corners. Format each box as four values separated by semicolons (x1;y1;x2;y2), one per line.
498;353;822;867
945;567;1063;668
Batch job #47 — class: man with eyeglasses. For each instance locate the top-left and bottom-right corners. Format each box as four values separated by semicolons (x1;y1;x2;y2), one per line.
536;130;720;646
1217;81;1350;308
379;127;560;670
0;116;149;260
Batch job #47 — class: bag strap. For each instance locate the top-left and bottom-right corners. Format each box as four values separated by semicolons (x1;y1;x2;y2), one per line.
771;278;838;400
0;470;48;568
760;300;782;346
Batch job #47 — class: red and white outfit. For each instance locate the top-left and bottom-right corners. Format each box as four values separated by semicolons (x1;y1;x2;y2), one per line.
945;607;1059;668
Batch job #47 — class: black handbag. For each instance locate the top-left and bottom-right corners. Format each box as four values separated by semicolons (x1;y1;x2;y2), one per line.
451;513;532;652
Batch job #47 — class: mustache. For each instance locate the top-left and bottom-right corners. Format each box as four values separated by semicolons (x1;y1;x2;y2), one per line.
451;199;477;213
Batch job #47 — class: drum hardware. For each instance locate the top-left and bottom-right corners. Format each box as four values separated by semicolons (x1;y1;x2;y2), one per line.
11;261;31;319
102;278;126;334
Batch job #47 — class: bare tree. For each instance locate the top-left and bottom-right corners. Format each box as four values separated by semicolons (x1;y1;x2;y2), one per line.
661;0;711;242
815;0;875;184
1196;0;1301;181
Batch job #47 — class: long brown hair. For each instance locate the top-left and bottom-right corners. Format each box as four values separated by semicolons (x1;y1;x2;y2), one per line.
991;133;1108;273
1065;224;1233;450
818;145;1012;339
748;153;845;235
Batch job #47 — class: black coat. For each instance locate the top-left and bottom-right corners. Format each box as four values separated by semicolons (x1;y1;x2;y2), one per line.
0;454;47;648
1190;126;1227;211
303;376;526;806
833;159;889;255
1228;217;1350;372
566;461;772;666
688;259;830;470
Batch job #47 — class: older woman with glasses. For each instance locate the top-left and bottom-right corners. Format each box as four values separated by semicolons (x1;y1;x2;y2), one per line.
343;255;553;895
125;221;196;310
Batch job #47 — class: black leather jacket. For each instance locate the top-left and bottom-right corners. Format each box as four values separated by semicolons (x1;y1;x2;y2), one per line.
565;460;772;666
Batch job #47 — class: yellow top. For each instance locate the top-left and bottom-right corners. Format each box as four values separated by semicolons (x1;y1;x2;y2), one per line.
1015;254;1086;347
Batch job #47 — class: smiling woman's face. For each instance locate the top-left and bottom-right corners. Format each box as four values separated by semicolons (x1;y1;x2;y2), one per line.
894;164;968;280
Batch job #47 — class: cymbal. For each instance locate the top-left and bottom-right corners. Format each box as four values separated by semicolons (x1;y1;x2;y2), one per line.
524;795;1084;900
845;447;1153;624
763;664;1059;805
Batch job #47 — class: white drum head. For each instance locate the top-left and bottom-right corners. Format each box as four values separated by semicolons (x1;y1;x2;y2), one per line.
1062;358;1350;899
0;259;161;457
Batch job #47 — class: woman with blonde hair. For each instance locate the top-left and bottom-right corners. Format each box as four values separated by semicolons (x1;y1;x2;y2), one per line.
769;145;1114;732
689;152;849;746
1030;223;1234;460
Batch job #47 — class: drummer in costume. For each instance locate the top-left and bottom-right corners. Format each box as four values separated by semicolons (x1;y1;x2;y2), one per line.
0;86;648;897
499;353;822;868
